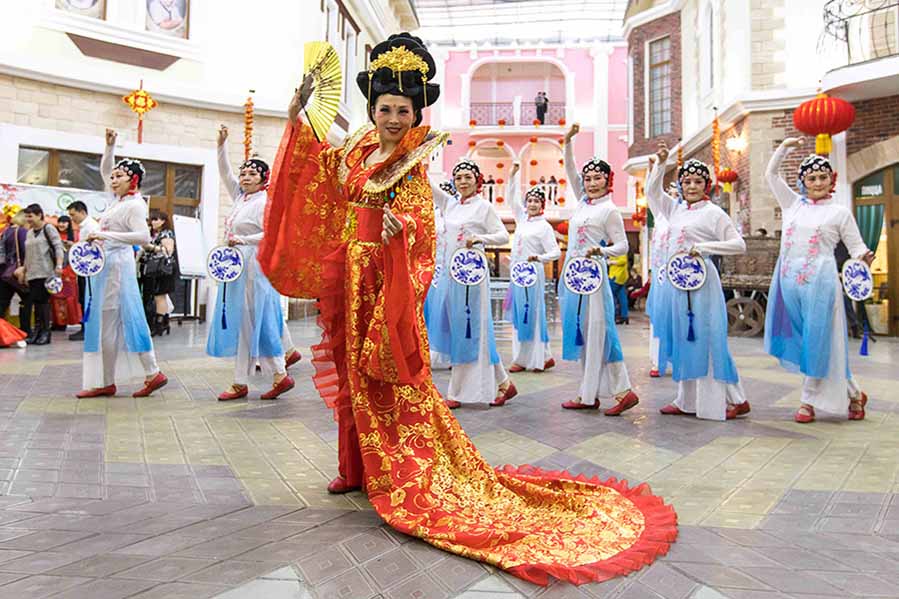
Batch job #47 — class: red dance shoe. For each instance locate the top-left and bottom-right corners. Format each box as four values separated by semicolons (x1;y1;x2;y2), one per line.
285;350;302;369
132;372;168;398
491;382;518;407
327;476;361;495
859;391;868;407
508;364;525;373
76;385;116;399
848;397;865;421
604;390;639;416
444;399;461;409
726;401;751;420
649;368;661;378
541;358;556;371
218;385;249;401
261;376;295;400
794;405;815;423
660;403;687;415
562;398;599;410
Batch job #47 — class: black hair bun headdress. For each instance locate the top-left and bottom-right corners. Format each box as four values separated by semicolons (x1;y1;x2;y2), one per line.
798;154;833;180
582;157;611;177
678;159;712;185
526;186;547;204
239;158;270;183
356;32;440;113
114;159;146;187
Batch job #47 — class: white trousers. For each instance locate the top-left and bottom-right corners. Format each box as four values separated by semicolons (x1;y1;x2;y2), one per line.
674;376;747;421
448;279;507;404
649;324;660;370
578;287;630;401
83;308;159;389
511;338;552;370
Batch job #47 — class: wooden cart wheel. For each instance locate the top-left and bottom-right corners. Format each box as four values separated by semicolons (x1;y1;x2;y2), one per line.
727;296;765;337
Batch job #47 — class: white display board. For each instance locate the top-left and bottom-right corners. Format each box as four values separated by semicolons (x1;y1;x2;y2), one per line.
172;214;206;278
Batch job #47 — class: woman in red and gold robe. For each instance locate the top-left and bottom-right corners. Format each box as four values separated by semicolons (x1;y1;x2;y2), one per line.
259;33;677;587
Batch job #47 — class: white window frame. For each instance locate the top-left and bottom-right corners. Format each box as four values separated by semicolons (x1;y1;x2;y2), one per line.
644;34;672;138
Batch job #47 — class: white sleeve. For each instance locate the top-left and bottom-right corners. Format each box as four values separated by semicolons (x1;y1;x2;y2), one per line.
510;169;525;223
766;142;801;211
429;177;453;214
838;208;872;259
99;202;151;245
564;142;584;200
234;200;265;246
600;208;629;258
475;204;510;246
100;142;115;193
645;158;677;221
217;143;241;201
695;212;746;256
537;223;561;263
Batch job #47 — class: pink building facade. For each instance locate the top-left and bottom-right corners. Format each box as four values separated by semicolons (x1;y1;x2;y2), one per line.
427;44;635;228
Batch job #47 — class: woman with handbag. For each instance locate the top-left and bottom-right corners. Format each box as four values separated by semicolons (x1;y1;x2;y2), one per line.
20;204;65;345
139;210;176;336
0;208;29;347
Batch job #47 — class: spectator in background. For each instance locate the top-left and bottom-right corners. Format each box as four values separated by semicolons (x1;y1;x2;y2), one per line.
50;215;82;332
484;174;495;203
755;228;769;237
66;200;100;341
607;253;630;324
535;91;548;124
547;175;558;204
0;208;30;345
21;204;64;345
139;210;177;336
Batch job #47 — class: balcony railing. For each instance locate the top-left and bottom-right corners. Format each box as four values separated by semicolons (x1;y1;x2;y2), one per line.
824;0;899;64
470;102;515;126
468;102;567;127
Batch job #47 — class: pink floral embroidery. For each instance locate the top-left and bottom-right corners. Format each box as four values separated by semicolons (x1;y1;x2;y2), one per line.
782;225;820;285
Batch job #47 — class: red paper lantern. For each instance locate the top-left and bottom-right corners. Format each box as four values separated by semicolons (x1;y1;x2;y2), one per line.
558;159;564;165
529;136;538;143
558;138;564;145
530;179;537;186
558;178;566;186
496;162;504;169
555;221;569;235
559;118;566;126
792;93;855;155
498;118;506;127
468;140;476;148
558;197;566;205
496;140;505;147
469;119;477;127
530;159;538;166
496;178;504;184
496;196;504;203
717;167;739;192
533;119;541;126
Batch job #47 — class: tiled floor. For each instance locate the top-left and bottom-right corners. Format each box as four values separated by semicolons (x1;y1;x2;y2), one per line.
1;314;898;598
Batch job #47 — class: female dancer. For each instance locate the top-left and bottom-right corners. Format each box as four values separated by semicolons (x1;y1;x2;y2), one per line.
559;124;639;415
647;140;748;420
765;138;872;422
429;158;515;407
208;125;294;401
506;162;560;372
258;33;675;586
646;166;673;378
77;128;168;398
422;181;451;369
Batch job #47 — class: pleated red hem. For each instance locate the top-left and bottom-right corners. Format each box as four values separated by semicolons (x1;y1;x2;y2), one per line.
308;243;349;420
497;464;679;586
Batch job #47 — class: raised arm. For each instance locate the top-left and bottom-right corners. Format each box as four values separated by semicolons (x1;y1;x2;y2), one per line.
766;138;803;210
563;124;585;200
100;129;116;193
694;211;746;256
216;126;241;200
509;163;525;222
645;143;677;221
429;176;454;214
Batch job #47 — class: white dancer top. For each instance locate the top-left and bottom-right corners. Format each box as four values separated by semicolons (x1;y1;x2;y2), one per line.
509;172;561;264
432;185;509;254
646;162;745;257
218;145;266;245
766;145;868;261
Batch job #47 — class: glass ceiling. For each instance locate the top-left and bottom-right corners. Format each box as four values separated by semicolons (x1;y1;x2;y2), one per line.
413;0;628;45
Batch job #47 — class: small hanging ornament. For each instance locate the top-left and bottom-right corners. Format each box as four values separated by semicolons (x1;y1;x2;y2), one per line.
717;167;738;193
469;119;477;127
122;80;158;144
468;140;477;148
498;118;506;127
243;90;255;161
529;136;538;144
559;118;566;126
711;108;721;181
676;144;684;168
533;119;541;126
496;140;505;147
496;162;504;169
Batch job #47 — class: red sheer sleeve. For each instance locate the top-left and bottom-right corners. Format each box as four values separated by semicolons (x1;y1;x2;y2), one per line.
259;119;347;298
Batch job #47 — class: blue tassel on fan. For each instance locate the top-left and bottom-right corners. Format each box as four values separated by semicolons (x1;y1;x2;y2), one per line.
686;290;696;342
221;282;228;330
464;286;472;339
523;287;529;325
860;322;869;356
82;278;92;324
575;295;584;346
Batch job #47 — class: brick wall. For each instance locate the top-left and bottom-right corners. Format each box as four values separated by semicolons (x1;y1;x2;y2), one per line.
628;11;682;158
0;73;289;239
845;94;899;157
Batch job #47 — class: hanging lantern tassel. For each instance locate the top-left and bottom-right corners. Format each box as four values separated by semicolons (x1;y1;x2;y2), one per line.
244;91;255;161
82;278;92;324
221;282;228;330
686;291;696;342
122;80;158;145
523;287;529;325
860;322;869;356
575;295;585;346
815;134;832;155
464;286;472;339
